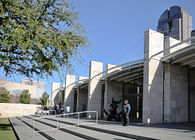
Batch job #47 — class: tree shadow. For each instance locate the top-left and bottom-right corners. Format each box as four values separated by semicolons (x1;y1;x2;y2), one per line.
0;123;11;131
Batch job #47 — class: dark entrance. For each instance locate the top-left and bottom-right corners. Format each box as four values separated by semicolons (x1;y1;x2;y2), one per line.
73;90;77;112
123;79;143;122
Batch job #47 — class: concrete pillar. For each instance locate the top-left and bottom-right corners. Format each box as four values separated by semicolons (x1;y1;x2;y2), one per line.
164;37;189;122
88;61;103;118
104;64;123;118
143;29;164;123
51;82;60;106
64;75;75;113
106;64;122;74
164;37;189;56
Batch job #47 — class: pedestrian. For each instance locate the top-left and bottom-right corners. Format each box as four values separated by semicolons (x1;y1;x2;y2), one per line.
122;99;131;126
56;104;60;115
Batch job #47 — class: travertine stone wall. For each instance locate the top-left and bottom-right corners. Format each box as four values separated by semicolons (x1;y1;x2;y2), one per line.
77;76;88;112
164;37;189;123
143;29;164;123
64;75;75;113
0;103;41;118
51;82;60;106
164;64;188;122
104;64;123;117
77;88;88;112
104;81;123;115
190;69;195;122
88;61;103;117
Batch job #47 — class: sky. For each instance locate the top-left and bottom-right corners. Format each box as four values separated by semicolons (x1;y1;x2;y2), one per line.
1;0;195;97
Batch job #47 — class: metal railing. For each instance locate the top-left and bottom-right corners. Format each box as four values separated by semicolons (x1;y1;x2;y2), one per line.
32;111;98;135
36;109;56;116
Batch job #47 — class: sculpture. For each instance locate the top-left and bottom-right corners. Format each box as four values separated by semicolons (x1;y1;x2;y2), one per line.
104;98;122;121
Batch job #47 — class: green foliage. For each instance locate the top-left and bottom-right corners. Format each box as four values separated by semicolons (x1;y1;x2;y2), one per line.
19;90;31;104
40;92;49;105
0;0;88;77
0;87;10;103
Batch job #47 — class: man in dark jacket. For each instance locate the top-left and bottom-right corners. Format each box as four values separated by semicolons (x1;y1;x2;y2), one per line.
122;99;131;126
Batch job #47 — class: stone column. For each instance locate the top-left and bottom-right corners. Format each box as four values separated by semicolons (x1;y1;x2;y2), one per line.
143;29;164;123
164;37;188;122
88;61;103;118
64;75;75;113
51;82;60;106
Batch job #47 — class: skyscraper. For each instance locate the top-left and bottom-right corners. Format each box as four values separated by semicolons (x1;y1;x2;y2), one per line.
157;6;192;41
191;30;195;44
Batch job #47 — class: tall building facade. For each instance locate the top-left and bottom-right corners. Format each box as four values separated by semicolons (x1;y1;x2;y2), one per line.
157;6;192;41
22;79;46;98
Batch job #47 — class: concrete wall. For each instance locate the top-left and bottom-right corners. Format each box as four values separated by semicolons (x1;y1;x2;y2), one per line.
104;81;123;114
163;37;189;123
104;64;123;116
0;80;37;98
143;29;164;123
77;76;88;112
0;103;41;118
164;64;188;122
88;61;103;117
77;88;88;112
64;75;75;113
51;82;60;106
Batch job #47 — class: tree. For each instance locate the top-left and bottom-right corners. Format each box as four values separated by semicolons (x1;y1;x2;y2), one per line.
0;0;88;77
40;92;49;106
19;90;31;104
0;87;10;103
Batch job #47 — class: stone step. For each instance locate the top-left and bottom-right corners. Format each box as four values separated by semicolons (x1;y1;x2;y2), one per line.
38;116;158;140
19;116;84;140
27;115;133;140
9;117;49;140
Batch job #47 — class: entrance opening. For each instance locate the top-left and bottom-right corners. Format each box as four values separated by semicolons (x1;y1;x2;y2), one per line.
123;79;143;122
73;90;77;112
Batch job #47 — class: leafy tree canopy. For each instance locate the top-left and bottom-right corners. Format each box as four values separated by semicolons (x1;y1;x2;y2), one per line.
0;87;10;103
40;92;49;105
19;89;31;104
0;0;88;77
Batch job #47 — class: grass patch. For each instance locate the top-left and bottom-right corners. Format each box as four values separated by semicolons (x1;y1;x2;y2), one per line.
0;118;17;140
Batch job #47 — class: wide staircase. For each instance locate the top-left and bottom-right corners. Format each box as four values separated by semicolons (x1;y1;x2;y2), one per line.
9;113;158;140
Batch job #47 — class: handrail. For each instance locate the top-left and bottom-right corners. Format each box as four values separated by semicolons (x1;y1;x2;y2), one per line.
32;111;98;135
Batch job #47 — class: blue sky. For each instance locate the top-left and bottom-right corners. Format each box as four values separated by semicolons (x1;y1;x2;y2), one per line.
1;0;195;97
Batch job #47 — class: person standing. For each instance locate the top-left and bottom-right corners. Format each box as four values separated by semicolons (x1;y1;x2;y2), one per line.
55;104;60;115
122;99;131;126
